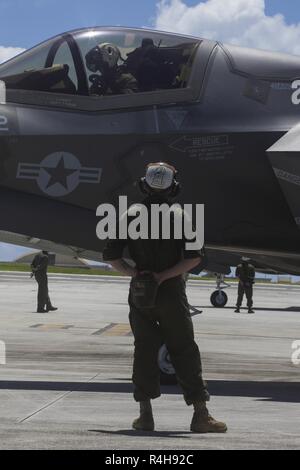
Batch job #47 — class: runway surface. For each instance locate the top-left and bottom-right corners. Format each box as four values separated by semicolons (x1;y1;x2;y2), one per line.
0;272;299;450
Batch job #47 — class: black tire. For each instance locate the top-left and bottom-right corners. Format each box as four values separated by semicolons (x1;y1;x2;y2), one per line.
158;344;177;385
210;290;228;307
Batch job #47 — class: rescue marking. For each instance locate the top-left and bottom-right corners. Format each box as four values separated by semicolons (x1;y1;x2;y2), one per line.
169;134;234;161
170;135;229;153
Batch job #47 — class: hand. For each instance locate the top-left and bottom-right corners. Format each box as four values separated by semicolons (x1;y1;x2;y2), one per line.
153;272;166;285
138;271;166;285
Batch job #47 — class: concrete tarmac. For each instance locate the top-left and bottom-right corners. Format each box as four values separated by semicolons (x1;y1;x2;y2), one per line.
0;272;299;450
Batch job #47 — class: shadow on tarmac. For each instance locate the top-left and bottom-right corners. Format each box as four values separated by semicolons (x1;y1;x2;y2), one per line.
88;429;191;438
194;306;300;312
0;380;299;402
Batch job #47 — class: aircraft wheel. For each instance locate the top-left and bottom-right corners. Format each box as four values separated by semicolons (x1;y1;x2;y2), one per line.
210;290;228;308
158;344;177;385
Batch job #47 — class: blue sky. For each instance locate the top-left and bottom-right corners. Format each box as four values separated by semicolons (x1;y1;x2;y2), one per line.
0;0;300;264
0;0;298;49
265;0;296;23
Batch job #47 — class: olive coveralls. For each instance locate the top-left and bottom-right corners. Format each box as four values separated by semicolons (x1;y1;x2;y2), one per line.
235;263;255;309
31;253;53;311
103;197;209;405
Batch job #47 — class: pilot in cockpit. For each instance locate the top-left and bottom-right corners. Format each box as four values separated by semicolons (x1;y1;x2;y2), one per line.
124;38;158;92
85;42;138;96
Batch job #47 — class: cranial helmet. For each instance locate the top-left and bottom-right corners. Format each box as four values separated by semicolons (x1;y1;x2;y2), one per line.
86;43;121;73
139;162;180;197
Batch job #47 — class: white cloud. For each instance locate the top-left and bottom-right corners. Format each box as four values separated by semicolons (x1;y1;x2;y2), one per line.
154;0;300;55
0;46;25;64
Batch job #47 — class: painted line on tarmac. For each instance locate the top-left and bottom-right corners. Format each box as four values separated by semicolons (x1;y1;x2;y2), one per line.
18;371;102;424
101;323;132;337
93;323;132;336
30;324;74;331
27;323;132;336
92;322;117;336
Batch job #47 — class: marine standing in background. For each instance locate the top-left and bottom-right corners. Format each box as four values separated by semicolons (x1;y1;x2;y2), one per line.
31;251;58;313
235;257;255;314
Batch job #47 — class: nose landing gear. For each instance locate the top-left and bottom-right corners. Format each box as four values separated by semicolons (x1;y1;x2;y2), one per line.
210;274;230;307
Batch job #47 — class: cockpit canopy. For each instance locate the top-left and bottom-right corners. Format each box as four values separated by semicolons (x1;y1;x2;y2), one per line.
0;28;200;97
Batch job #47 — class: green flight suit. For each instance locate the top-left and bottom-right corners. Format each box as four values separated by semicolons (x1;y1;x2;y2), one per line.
103;196;209;405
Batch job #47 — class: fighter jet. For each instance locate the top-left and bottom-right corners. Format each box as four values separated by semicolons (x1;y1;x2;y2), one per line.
1;26;300;307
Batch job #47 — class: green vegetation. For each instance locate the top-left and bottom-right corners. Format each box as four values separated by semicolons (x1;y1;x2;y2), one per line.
189;275;272;283
0;263;295;284
0;263;121;276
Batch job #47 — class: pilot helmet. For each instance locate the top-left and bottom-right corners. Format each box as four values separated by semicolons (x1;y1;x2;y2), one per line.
141;38;154;48
86;43;121;73
139;162;180;197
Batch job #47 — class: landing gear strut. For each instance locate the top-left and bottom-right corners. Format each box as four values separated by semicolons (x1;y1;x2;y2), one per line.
210;274;230;308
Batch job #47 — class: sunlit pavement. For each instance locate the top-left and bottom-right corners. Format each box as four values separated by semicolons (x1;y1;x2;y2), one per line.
0;272;299;450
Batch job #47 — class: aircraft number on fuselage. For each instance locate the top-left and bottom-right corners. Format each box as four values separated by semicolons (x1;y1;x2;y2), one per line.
0;115;9;132
291;80;300;105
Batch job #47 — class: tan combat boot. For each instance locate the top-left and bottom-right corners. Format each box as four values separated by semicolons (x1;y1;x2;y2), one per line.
132;400;154;431
191;403;227;433
132;412;155;431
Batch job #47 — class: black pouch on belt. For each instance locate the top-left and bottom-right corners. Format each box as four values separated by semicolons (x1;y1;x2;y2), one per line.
130;272;159;308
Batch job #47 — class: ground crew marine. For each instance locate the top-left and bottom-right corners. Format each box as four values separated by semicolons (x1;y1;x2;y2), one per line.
103;162;227;433
235;257;255;314
31;251;57;313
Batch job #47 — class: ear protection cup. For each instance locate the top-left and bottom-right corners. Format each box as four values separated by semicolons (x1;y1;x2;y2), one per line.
169;180;181;197
139;177;150;195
